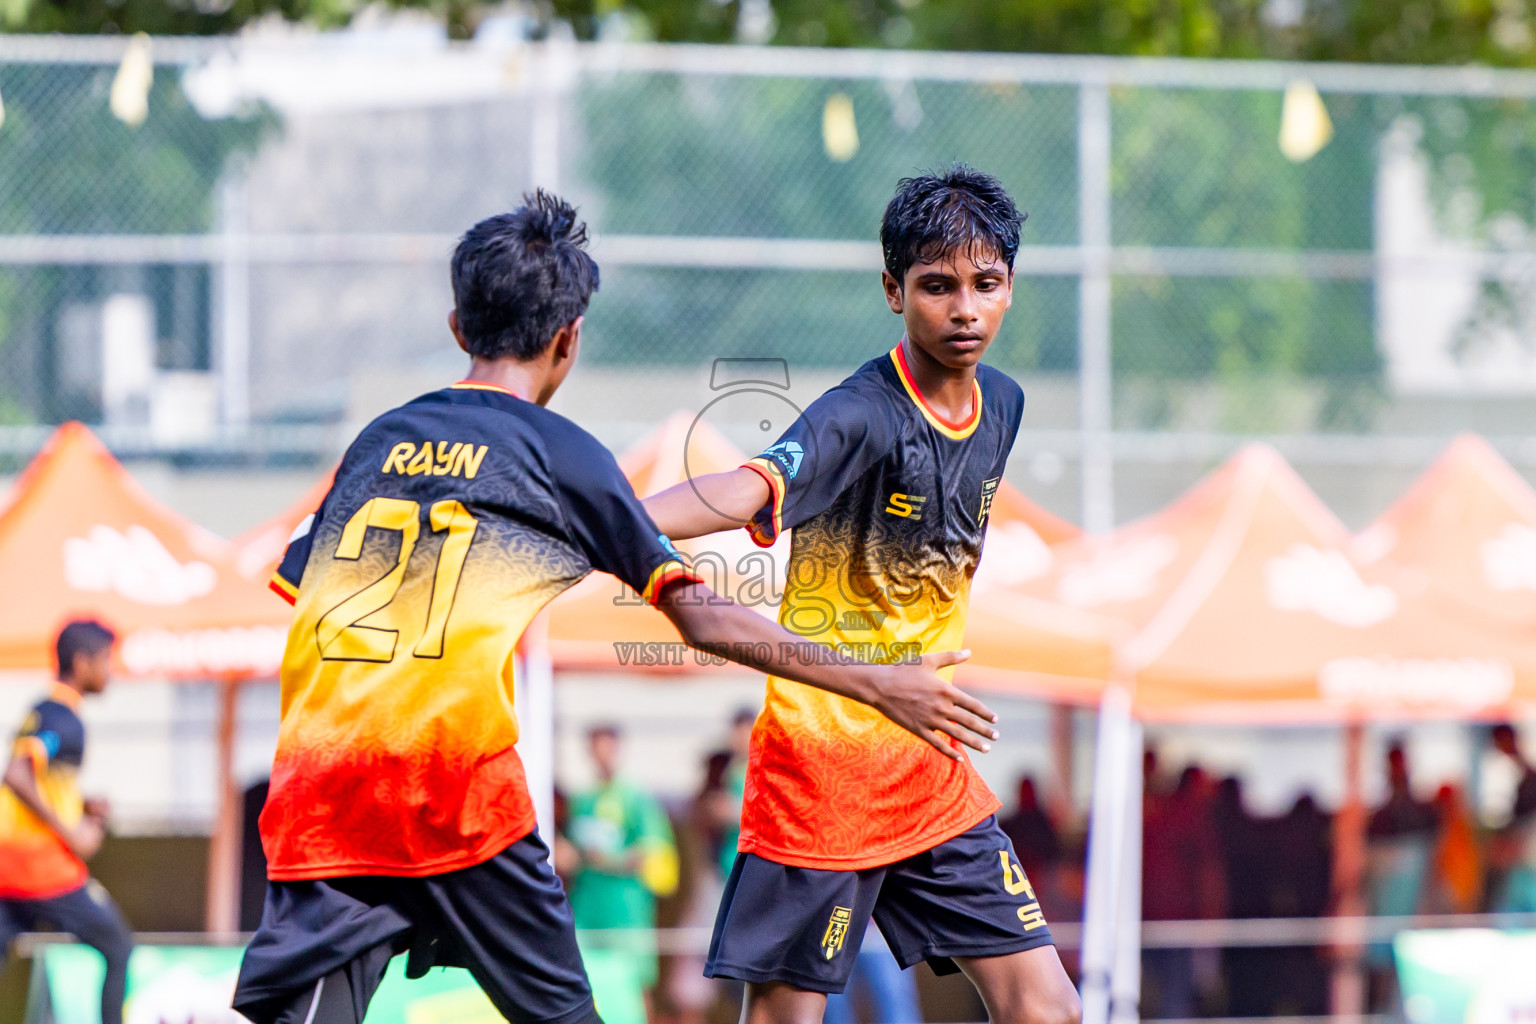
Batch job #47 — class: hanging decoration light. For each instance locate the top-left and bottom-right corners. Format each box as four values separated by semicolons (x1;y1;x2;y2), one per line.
110;33;154;127
822;92;859;163
1279;79;1333;163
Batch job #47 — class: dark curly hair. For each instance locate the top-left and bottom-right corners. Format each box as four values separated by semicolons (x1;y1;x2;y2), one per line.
451;189;600;361
880;164;1026;285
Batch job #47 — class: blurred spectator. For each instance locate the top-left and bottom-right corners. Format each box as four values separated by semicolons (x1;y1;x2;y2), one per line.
666;749;734;1024
1424;784;1481;914
1492;723;1536;819
1365;741;1435;1008
567;724;680;1022
1366;742;1436;912
1142;763;1226;1019
1001;777;1061;883
1269;794;1331;1016
1213;776;1269;1017
715;708;755;878
1490;724;1536;912
823;929;922;1024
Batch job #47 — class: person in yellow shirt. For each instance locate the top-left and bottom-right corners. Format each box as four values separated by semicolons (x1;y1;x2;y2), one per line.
0;620;133;1024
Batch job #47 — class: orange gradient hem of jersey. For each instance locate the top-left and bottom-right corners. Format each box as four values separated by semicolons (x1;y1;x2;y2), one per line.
889;347;983;441
741;458;785;547
261;743;537;880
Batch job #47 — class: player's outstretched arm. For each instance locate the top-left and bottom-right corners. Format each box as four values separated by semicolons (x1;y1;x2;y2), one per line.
655;582;999;760
643;467;770;541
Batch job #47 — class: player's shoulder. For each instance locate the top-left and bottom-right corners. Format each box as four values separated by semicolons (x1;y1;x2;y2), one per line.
976;362;1024;406
28;698;78;732
343;383;613;475
977;362;1025;423
817;353;910;424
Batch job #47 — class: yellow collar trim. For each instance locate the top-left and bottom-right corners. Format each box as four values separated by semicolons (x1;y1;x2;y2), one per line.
889;346;983;441
451;379;516;395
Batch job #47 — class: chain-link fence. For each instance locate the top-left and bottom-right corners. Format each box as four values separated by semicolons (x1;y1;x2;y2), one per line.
6;37;1536;524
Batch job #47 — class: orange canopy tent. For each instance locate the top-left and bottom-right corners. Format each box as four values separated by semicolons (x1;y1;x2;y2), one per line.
1002;444;1536;722
0;422;295;933
1056;445;1536;1022
0;423;288;679
231;469;335;582
1354;433;1536;631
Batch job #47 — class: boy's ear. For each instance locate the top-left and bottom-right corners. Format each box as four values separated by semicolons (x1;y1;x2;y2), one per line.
551;316;583;365
882;271;904;315
449;310;471;354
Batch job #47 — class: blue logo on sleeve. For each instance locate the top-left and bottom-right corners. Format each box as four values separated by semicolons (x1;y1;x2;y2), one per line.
760;440;804;480
658;534;684;560
39;731;60;758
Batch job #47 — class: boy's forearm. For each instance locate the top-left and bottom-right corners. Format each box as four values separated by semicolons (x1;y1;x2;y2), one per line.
643;467;771;541
658;588;879;705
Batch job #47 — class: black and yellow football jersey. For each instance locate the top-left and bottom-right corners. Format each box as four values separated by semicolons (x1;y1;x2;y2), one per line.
739;344;1024;870
0;685;89;898
262;380;698;880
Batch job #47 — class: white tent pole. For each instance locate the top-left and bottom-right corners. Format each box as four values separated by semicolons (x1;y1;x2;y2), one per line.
516;610;556;855
1081;684;1134;1024
1109;718;1144;1024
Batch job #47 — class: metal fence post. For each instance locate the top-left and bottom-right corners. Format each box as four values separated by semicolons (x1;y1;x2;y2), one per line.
215;169;251;429
1078;80;1114;535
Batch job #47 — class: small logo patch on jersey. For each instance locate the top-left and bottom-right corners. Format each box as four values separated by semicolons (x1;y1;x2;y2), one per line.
761;440;805;480
885;493;926;520
821;906;853;960
978;477;1001;529
381;441;489;479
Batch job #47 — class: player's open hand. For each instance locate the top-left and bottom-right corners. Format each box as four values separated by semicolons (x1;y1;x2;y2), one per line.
870;650;999;761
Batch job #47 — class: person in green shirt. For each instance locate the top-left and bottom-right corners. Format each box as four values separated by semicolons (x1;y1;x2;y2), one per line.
716;708;756;880
567;723;679;1008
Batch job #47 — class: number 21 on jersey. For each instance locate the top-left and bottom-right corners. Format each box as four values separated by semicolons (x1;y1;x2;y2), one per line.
316;497;478;662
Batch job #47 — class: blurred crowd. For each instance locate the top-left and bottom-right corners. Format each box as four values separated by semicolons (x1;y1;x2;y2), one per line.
1136;726;1536;1019
548;715;1536;1024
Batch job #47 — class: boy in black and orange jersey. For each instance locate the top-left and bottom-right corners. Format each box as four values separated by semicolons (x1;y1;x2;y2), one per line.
232;191;999;1024
644;167;1081;1024
1;620;133;1024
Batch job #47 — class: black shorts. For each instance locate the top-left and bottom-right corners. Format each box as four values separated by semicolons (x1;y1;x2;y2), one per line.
704;815;1054;994
233;830;596;1024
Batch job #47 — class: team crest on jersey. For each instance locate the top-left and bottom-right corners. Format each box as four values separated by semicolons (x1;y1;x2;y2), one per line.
761;440;805;480
821;906;853;960
978;477;1001;529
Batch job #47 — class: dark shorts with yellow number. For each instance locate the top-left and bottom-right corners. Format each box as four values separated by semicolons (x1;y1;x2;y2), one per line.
704;815;1053;994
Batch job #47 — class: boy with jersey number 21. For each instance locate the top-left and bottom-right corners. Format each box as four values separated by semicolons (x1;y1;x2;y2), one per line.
644;166;1083;1024
232;190;1001;1024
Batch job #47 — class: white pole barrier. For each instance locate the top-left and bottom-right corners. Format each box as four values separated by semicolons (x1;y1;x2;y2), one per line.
1109;718;1145;1024
1081;684;1135;1024
516;611;557;853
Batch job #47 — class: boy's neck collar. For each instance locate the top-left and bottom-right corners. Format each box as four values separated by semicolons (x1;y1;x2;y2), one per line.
50;682;84;710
